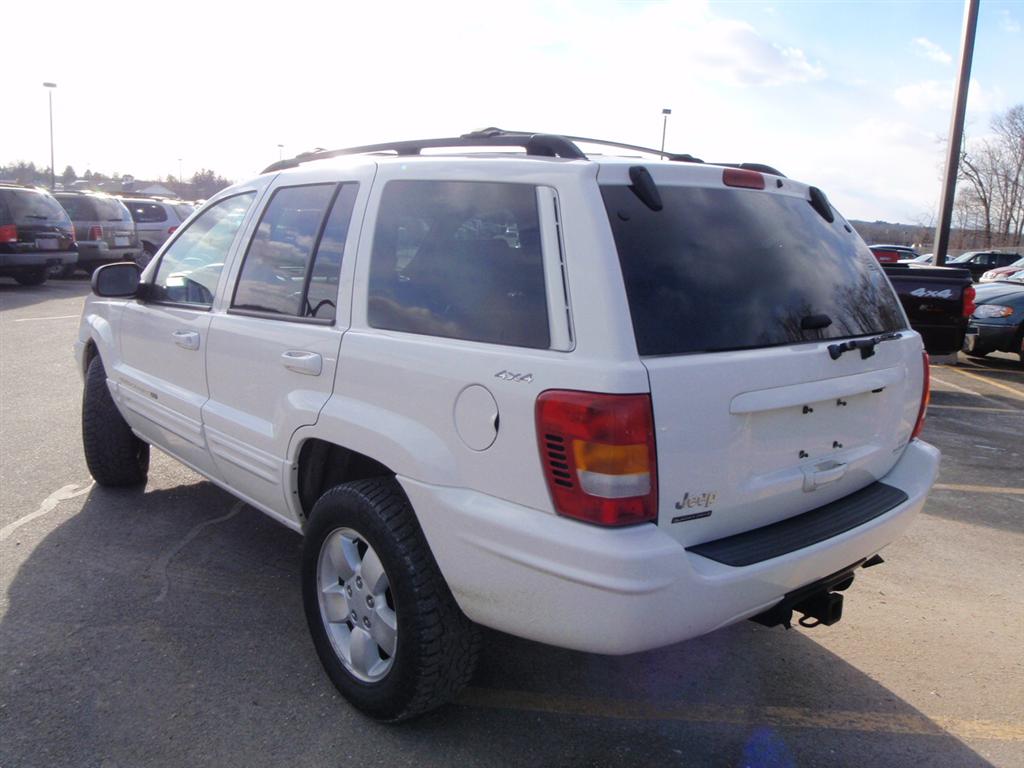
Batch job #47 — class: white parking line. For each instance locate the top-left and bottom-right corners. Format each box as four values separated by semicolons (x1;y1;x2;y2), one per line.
0;483;94;542
11;314;79;323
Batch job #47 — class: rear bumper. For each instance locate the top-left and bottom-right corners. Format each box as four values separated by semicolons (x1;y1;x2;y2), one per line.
76;242;140;265
0;250;78;268
405;439;940;654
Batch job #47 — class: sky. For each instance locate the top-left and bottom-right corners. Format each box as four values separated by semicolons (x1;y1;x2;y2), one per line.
2;0;1022;223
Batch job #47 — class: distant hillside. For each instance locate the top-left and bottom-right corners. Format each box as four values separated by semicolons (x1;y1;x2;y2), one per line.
850;220;1021;254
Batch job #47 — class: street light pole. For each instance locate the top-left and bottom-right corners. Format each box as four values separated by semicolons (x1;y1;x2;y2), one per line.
933;0;979;266
277;144;284;160
43;82;57;189
660;108;672;157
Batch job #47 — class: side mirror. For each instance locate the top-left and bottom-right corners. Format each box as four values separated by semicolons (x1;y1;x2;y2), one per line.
91;262;141;298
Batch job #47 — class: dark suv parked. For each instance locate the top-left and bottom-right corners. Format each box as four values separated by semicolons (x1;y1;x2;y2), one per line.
0;183;77;285
947;250;1022;282
54;192;140;275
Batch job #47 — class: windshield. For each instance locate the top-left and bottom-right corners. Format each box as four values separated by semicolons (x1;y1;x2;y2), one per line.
602;184;906;356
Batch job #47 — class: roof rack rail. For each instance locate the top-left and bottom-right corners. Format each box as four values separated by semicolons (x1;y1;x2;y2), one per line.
260;127;784;177
262;129;586;173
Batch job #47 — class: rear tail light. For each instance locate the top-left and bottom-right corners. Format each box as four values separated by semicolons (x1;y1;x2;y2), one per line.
88;225;103;240
70;223;76;240
536;391;658;526
722;167;765;190
911;352;930;440
167;226;178;235
962;284;976;318
0;224;17;243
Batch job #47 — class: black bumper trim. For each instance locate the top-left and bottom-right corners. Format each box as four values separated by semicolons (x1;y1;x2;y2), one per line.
686;482;909;567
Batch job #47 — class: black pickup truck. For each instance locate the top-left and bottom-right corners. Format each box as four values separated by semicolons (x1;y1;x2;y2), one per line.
882;264;975;356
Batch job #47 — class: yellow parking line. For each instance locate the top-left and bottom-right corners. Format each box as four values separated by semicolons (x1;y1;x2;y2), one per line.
928;404;1023;414
946;366;1024;400
933;483;1024;496
458;688;1024;741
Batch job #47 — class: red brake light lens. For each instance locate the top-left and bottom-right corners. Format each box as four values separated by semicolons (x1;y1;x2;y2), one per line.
911;352;930;440
167;225;178;235
962;284;976;318
536;391;658;526
722;168;765;190
0;224;17;243
88;225;103;240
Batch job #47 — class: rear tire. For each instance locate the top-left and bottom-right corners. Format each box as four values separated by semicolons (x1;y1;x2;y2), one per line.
301;477;479;721
82;356;149;486
14;268;47;286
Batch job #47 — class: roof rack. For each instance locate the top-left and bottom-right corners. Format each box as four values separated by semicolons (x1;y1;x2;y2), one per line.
261;127;784;177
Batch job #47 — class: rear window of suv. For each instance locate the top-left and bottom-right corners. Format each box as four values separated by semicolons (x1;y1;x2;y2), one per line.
1;189;70;224
57;195;130;222
602;184;906;356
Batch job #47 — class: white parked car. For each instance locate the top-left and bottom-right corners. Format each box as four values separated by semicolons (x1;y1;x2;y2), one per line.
75;129;940;721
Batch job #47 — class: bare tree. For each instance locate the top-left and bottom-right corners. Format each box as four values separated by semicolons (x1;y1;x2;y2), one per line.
957;104;1024;248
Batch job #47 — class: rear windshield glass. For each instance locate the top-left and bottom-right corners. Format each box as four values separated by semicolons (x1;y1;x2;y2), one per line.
602;185;906;356
1;189;70;225
57;195;130;222
173;204;194;221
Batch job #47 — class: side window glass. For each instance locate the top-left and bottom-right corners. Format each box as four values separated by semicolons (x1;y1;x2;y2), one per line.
151;192;256;307
368;181;549;349
304;184;358;321
231;184;344;319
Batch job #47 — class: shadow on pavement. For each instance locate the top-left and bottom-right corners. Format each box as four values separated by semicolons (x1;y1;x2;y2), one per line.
0;480;998;768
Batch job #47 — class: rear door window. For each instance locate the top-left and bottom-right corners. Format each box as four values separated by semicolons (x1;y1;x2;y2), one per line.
601;184;906;356
126;202;168;223
232;183;356;321
367;180;550;349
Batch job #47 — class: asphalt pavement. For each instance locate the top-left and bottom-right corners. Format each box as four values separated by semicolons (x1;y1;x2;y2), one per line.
1;279;1022;768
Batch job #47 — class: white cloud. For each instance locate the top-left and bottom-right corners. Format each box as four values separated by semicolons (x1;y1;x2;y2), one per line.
999;10;1020;33
912;37;952;64
690;17;826;86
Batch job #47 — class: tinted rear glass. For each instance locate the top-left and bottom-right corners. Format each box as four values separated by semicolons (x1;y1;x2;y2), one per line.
3;189;71;224
173;204;194;221
602;185;906;356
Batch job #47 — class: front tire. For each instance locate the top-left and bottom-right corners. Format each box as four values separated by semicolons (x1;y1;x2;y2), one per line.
301;478;479;721
82;356;149;486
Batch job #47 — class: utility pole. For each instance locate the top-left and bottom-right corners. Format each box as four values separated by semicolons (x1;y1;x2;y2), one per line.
43;82;57;189
660;108;672;157
933;0;979;266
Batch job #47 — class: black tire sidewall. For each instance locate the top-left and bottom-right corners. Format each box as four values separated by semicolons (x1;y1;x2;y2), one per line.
301;485;424;720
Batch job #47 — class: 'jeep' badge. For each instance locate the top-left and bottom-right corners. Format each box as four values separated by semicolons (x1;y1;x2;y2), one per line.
672;491;716;524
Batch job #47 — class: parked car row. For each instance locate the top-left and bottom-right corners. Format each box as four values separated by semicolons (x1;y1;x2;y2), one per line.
0;182;195;285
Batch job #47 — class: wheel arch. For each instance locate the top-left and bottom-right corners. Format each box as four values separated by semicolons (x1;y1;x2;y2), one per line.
291;437;396;525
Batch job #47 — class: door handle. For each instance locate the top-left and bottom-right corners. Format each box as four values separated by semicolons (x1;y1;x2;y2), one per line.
281;350;322;376
172;330;200;350
802;460;847;492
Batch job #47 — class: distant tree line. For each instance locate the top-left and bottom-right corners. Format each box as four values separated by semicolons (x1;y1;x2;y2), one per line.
0;161;232;201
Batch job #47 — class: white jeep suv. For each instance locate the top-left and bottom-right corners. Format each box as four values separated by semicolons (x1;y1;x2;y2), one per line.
75;129;940;721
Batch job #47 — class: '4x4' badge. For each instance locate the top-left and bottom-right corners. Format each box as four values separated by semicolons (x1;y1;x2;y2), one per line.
495;370;533;383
